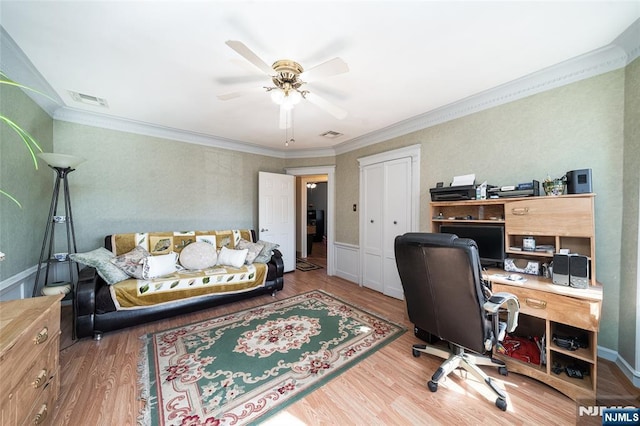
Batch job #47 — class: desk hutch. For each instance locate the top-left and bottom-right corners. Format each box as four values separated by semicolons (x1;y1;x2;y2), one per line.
430;194;602;400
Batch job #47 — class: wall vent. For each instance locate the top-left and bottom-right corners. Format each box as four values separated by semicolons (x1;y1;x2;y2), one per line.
68;91;109;107
320;130;343;138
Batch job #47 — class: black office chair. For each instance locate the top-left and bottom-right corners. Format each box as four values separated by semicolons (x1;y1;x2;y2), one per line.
394;232;519;411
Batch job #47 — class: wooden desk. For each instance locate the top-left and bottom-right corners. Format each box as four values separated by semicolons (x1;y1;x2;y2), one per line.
484;269;602;400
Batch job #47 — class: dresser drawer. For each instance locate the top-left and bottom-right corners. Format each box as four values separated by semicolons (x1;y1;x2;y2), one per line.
10;336;60;423
492;284;600;331
20;374;58;426
0;301;61;396
505;197;593;236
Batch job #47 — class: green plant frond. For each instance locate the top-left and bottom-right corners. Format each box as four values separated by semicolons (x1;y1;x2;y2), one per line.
0;116;42;169
0;71;58;104
0;189;23;209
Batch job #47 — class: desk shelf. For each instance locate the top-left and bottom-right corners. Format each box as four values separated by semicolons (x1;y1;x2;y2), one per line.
489;272;601;400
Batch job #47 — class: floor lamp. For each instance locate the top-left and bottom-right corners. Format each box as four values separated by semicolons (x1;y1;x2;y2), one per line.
34;153;84;337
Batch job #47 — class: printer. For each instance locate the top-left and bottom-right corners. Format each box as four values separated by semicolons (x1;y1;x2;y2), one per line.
429;185;477;201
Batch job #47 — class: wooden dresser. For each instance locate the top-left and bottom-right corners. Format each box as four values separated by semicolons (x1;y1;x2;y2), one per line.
0;294;63;425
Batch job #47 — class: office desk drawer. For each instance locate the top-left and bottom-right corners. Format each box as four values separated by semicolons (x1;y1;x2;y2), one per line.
505;197;593;236
492;284;600;331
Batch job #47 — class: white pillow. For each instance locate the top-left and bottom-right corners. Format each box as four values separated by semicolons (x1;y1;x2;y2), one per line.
179;242;217;270
142;252;178;279
217;246;248;268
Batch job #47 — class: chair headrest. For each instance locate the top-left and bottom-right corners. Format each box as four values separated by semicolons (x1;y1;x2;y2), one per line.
395;232;478;252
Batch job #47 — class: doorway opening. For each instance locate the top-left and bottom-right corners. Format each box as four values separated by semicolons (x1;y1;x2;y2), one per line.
304;177;327;269
285;166;335;275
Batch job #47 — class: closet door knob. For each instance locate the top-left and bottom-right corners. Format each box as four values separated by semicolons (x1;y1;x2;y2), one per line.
370;220;374;223
393;221;397;225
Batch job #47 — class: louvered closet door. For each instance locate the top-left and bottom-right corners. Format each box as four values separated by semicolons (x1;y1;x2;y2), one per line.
382;157;411;299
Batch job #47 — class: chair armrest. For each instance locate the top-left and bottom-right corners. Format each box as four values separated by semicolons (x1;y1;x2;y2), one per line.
483;292;519;333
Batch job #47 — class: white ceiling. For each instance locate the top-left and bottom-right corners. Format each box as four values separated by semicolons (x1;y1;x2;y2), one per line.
1;1;639;154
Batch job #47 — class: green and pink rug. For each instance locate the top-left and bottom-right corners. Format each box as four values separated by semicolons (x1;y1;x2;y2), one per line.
138;290;405;425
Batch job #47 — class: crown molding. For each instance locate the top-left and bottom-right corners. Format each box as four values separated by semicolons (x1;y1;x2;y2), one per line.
0;25;63;114
334;22;638;155
3;20;638;159
52;107;287;158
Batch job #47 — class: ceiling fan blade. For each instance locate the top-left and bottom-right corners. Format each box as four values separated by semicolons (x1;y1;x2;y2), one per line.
301;57;349;82
217;86;265;101
217;91;247;101
305;92;347;120
225;40;273;76
279;106;292;129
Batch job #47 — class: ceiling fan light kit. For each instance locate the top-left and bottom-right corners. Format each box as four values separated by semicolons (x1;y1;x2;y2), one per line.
220;40;349;127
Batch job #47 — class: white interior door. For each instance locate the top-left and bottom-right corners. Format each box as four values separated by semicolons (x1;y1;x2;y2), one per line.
259;171;295;272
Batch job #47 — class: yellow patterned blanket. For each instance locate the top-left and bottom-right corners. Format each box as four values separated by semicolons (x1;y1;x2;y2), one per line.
107;229;267;310
109;263;267;309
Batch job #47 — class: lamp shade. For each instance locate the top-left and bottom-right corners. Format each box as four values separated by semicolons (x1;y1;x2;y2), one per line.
37;153;85;169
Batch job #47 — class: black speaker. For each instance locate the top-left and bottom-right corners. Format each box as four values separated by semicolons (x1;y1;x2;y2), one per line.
566;169;592;194
552;254;570;286
569;255;590;289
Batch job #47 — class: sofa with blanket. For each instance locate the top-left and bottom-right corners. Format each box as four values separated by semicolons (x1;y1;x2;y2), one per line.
73;229;284;339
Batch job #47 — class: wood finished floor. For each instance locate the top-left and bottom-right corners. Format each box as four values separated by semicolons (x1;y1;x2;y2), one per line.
55;247;637;425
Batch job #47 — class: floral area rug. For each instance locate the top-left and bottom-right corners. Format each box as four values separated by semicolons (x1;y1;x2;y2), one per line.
138;290;405;425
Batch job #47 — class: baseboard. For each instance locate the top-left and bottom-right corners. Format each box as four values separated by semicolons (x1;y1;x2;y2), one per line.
0;265;37;300
598;345;640;388
333;242;359;284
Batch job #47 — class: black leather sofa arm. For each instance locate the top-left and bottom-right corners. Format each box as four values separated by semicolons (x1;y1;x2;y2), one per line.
270;249;284;277
75;267;98;338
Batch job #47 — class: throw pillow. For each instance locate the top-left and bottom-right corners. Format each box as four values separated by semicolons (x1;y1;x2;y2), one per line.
179;241;218;270
110;245;150;279
69;248;130;285
235;239;264;264
142;252;178;279
217;246;248;268
253;240;280;263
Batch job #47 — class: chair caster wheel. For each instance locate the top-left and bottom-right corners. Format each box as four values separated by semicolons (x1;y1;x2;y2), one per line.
498;366;508;376
427;380;438;392
412;348;420;357
496;398;507;411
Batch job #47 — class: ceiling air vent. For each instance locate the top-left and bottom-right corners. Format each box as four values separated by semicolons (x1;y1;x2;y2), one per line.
320;130;343;139
68;91;109;108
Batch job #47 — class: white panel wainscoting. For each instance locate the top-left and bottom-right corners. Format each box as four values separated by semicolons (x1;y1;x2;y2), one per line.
333;242;359;284
0;265;37;301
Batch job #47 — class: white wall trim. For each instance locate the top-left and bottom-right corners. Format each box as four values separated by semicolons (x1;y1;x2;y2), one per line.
285;166;336;276
333;242;359;284
0;265;37;300
598;346;640;388
334;44;632;155
3;20;639;159
53;107;288;158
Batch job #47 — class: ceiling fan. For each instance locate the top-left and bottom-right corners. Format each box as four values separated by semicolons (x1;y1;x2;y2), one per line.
217;40;349;129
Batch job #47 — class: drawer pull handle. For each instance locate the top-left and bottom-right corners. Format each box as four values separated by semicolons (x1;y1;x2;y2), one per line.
34;404;48;425
34;327;49;345
33;369;48;388
511;207;530;215
525;298;547;309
